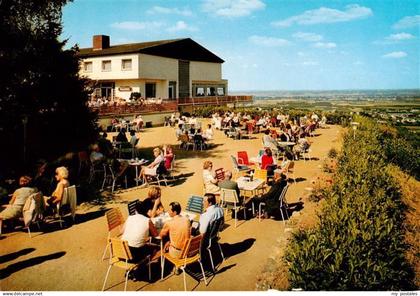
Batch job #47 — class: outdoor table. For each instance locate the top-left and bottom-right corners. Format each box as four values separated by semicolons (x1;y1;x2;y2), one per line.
249;156;260;164
276;141;296;147
236;176;265;198
118;158;149;186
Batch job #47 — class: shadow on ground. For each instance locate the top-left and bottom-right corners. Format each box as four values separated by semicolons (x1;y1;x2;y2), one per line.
0;248;36;264
0;251;66;279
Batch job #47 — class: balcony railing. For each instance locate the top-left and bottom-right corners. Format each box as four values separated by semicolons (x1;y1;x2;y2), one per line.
91;101;178;116
90;96;253;116
177;95;253;106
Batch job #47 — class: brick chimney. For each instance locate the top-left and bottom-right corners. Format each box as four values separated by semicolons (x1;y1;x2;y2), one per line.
93;35;110;50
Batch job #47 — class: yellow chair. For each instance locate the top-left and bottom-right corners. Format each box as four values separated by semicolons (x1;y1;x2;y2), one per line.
253;169;268;195
161;234;208;291
102;238;151;291
102;208;125;260
285;161;296;184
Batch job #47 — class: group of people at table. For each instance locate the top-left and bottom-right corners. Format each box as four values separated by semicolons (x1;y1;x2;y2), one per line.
202;158;289;219
122;186;223;268
89;127;175;187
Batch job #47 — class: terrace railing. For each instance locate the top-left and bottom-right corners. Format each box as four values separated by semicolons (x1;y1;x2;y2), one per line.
91;100;178;116
177;95;253;106
91;96;253;116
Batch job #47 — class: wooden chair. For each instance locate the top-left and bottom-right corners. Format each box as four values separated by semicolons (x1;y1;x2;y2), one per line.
214;168;225;182
102;208;125;260
253;169;268;195
220;188;247;228
284;161;296;184
102;238;151;291
161;234;208;291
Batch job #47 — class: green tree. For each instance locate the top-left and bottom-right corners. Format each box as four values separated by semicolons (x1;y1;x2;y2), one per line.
0;0;97;177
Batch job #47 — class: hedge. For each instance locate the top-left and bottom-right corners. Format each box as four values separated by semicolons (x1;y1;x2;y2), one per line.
284;117;416;290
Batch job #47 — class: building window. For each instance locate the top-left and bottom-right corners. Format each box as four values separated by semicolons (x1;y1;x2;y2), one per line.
121;59;132;71
196;87;205;96
102;60;111;71
84;61;92;72
207;87;216;96
145;83;156;98
217;87;225;95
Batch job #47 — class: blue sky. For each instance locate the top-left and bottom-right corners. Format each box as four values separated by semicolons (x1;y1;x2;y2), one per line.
62;0;420;91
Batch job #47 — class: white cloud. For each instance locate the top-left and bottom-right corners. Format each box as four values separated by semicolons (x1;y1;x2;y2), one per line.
293;32;323;42
147;6;193;16
166;21;198;32
248;35;290;47
313;42;336;48
392;15;420;29
202;0;265;17
382;51;407;59
110;21;163;30
302;61;319;66
386;32;415;41
272;4;372;27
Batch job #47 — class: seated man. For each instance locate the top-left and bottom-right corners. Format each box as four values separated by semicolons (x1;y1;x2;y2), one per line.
0;176;35;234
159;202;191;259
252;173;287;218
198;193;224;235
122;201;159;261
218;170;240;198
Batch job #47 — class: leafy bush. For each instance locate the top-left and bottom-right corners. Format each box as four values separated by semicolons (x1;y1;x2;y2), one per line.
285;117;416;290
327;148;338;158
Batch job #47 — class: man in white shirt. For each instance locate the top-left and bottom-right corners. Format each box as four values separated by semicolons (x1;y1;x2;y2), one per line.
122;201;159;261
199;193;224;235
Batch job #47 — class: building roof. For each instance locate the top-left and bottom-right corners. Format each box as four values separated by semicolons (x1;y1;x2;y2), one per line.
77;38;224;63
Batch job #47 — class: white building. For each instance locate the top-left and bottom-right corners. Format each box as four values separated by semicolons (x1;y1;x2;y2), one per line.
77;35;228;101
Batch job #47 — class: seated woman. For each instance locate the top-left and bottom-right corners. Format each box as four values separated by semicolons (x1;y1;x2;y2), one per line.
260;148;276;176
203;124;214;140
163;145;174;170
139;147;164;182
44;166;70;209
142;186;165;218
0;176;35;234
202;160;220;194
121;201;159;261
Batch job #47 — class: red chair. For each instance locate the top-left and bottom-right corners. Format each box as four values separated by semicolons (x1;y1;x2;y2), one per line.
247;122;255;134
215;168;225;182
237;151;256;167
